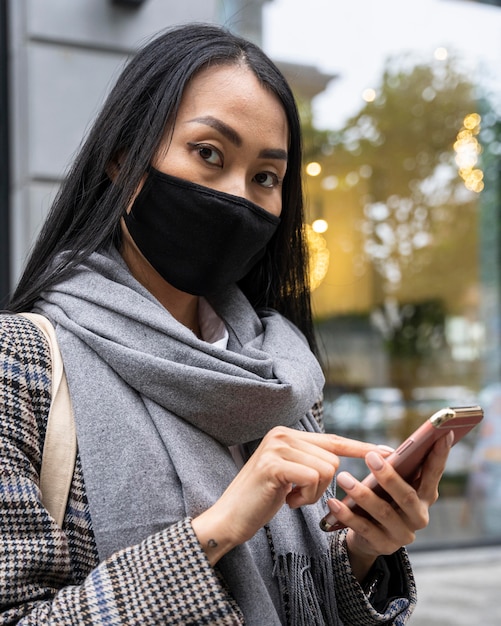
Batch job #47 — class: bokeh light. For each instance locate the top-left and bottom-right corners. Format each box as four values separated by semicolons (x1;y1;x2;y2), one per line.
306;161;322;176
305;224;330;290
362;88;377;103
312;218;328;233
454;113;484;193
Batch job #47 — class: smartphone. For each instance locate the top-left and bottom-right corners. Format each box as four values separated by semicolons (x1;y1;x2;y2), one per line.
320;405;483;532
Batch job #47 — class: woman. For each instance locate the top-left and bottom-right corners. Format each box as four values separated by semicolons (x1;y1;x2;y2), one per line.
1;23;451;625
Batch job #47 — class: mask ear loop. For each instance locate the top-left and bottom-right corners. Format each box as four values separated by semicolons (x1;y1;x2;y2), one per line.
122;166;155;221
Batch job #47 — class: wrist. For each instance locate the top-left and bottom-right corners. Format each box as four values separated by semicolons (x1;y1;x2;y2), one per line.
191;508;238;566
345;531;378;582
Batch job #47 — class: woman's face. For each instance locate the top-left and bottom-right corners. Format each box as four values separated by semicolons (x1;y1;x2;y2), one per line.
120;62;289;313
153;63;289;217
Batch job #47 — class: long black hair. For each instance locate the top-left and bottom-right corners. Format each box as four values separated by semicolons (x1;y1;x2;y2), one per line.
8;23;316;351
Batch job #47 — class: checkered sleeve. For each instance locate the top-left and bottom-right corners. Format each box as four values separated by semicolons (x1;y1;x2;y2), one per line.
331;529;417;625
0;315;244;625
57;519;245;625
23;519;245;625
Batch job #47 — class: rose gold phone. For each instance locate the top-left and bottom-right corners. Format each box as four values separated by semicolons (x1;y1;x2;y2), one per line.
320;405;483;532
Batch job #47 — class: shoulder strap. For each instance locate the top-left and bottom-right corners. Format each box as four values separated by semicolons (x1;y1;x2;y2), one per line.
20;313;77;528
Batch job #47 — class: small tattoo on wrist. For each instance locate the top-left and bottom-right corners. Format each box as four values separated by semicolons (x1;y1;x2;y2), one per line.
208;538;218;548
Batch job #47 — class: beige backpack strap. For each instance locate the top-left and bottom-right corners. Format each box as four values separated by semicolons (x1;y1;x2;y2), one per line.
20;312;77;527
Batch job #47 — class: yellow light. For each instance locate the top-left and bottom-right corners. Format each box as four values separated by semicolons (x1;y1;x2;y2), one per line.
456;129;472;142
306;162;322;177
472;169;483;181
465;177;484;193
304;224;330;291
463;113;481;131
312;219;328;233
455;151;478;170
362;88;376;103
434;47;448;61
454;116;484;194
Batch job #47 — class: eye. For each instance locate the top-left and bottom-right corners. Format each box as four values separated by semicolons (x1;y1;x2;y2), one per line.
193;143;223;167
254;171;281;189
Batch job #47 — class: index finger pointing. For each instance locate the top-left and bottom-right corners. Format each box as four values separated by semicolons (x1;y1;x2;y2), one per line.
312;432;392;459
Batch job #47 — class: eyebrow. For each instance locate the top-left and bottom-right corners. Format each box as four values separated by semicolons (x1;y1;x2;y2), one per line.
258;148;288;161
187;115;288;161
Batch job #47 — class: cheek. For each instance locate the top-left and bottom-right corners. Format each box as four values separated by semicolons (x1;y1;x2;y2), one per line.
263;189;283;218
252;191;281;218
268;199;283;218
152;139;191;179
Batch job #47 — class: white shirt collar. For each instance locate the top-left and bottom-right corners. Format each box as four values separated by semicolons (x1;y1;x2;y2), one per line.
198;297;229;349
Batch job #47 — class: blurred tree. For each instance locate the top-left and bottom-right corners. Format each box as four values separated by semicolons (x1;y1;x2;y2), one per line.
309;52;481;311
302;51;491;392
296;97;329;163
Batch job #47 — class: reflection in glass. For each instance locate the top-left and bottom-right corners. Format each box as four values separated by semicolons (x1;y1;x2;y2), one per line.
272;4;501;547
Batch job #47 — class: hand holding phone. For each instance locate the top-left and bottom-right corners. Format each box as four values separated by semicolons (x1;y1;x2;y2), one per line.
320;405;483;532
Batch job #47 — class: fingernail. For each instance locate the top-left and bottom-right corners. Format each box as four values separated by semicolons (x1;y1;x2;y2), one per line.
377;444;395;453
446;431;454;447
366;451;384;471
328;498;341;514
320;500;341;532
336;471;356;490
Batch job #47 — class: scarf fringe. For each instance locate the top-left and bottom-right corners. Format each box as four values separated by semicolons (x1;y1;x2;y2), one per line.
273;551;338;626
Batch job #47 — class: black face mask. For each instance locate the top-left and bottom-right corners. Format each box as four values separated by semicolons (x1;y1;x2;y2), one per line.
123;168;280;296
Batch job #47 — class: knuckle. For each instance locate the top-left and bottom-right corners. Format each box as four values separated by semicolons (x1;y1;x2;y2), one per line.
255;451;278;475
267;425;290;440
414;509;430;531
262;427;292;454
376;499;395;523
380;501;395;522
320;468;336;488
401;488;419;509
431;466;445;483
309;468;321;486
354;518;373;538
328;433;343;444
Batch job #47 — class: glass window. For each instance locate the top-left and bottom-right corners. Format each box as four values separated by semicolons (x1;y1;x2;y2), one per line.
264;0;501;547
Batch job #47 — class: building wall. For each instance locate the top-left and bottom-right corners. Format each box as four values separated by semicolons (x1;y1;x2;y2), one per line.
5;0;329;292
8;0;219;283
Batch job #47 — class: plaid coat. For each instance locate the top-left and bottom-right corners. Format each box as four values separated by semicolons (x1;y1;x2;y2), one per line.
0;314;416;624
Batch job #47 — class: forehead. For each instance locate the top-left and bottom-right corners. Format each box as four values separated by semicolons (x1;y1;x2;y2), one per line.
175;64;289;144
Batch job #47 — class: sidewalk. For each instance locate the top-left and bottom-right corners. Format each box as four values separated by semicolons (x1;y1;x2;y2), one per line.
408;545;501;625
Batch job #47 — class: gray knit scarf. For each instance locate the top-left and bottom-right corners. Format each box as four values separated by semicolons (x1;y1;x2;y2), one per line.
36;249;341;626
